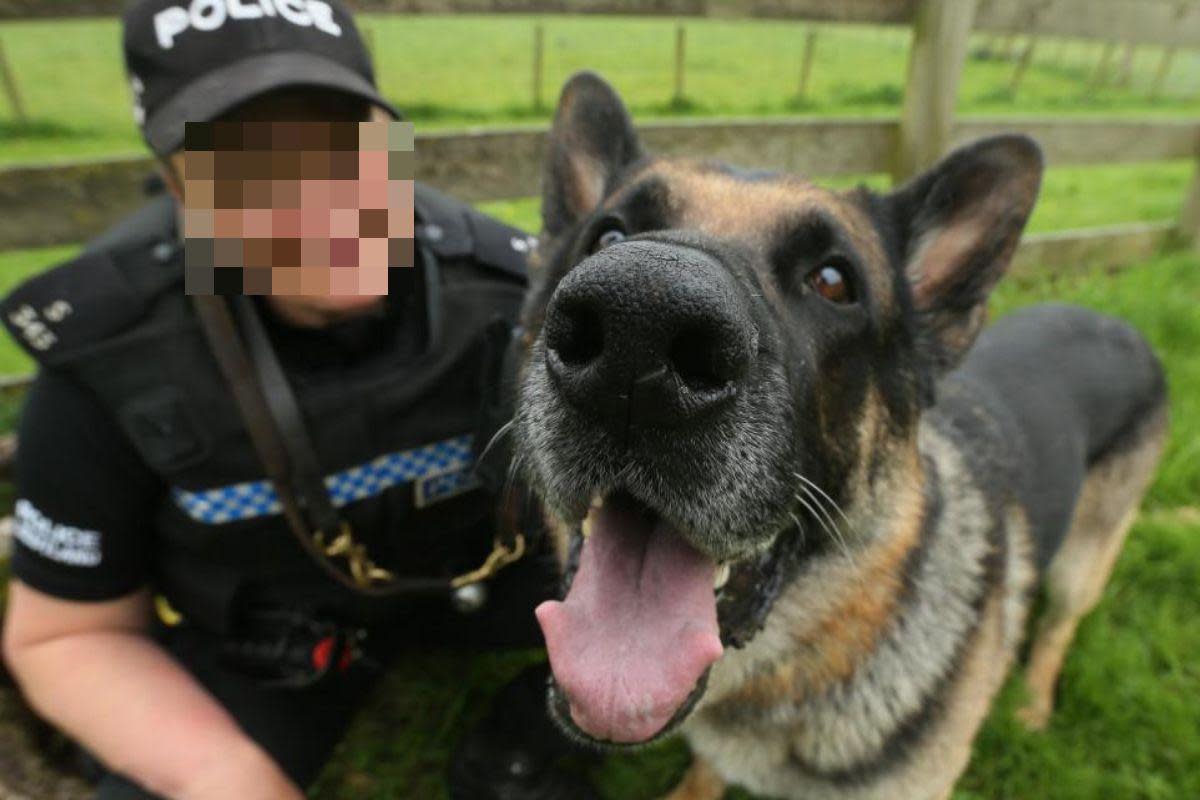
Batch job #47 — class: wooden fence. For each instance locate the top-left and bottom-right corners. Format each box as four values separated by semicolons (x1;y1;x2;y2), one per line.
0;0;1198;258
2;114;1197;251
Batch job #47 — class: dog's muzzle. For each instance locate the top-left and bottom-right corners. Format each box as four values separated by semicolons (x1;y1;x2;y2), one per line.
542;238;756;433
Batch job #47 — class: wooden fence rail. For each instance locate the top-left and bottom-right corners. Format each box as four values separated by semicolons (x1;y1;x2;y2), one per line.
0;2;1197;282
2;115;1197;250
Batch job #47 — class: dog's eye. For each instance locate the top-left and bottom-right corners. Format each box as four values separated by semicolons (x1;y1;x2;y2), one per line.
591;227;626;254
807;263;855;305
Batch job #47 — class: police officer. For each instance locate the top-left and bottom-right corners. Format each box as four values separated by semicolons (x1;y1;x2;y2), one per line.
0;2;591;798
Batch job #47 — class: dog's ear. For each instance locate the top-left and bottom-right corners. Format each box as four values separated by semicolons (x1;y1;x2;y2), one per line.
542;71;643;238
886;135;1043;370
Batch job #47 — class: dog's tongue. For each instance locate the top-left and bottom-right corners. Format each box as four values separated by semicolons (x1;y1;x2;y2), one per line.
536;498;723;743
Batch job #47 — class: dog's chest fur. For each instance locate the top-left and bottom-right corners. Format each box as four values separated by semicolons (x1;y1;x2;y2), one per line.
682;420;1037;800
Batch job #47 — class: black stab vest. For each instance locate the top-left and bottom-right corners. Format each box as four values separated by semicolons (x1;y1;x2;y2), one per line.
2;185;533;633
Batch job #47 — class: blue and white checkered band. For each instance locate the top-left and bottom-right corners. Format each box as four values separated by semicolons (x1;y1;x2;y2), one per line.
171;434;479;525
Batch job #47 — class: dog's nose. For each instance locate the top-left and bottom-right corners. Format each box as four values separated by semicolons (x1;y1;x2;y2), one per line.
543;239;755;428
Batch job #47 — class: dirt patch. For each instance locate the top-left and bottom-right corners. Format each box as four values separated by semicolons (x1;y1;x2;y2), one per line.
0;686;89;800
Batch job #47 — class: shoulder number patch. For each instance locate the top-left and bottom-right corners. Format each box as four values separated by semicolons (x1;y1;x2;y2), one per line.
6;302;71;352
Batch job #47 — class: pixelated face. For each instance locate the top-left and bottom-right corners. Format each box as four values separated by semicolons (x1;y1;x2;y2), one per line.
181;119;414;298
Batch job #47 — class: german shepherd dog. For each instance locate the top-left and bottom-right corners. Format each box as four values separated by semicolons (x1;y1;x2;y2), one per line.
512;72;1168;800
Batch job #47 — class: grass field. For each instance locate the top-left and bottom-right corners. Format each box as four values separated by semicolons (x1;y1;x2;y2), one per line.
0;16;1198;164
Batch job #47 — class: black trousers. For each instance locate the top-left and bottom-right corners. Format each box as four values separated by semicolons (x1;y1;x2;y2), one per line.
94;550;558;800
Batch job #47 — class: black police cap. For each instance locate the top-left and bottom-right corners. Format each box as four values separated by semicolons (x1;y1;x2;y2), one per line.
122;0;399;156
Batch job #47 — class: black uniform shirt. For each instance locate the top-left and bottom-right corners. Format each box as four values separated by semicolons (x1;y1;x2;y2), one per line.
11;291;424;602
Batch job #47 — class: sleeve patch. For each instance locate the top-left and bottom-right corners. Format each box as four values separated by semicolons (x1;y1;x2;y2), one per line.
13;498;103;567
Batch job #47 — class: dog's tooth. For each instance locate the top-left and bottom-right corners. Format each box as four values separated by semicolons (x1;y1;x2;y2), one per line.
581;494;604;539
714;563;731;590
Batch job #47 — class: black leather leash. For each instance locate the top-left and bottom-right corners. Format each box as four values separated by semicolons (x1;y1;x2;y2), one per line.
190;294;526;597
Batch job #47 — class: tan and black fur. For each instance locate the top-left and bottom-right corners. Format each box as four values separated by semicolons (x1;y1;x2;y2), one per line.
512;72;1168;800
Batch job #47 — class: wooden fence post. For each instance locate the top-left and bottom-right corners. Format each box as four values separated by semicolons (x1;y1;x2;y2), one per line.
1116;42;1136;88
894;0;978;182
1150;46;1176;98
796;28;818;100
673;23;687;107
1182;0;1200;253
1090;40;1116;88
1010;35;1038;95
0;38;26;123
532;23;545;111
1181;160;1200;252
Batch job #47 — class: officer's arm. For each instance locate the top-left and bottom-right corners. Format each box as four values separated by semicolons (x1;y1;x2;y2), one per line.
1;369;301;799
2;580;302;800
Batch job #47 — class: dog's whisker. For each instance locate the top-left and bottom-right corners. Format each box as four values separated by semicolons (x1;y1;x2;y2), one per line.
794;491;875;593
793;471;853;528
788;511;806;549
501;447;528;507
802;485;854;562
794;490;850;561
794;492;842;558
504;444;525;482
794;470;863;545
795;483;842;550
477;417;517;466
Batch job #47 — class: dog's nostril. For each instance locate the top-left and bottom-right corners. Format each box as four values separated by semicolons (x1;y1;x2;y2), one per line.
548;302;604;367
669;326;742;393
